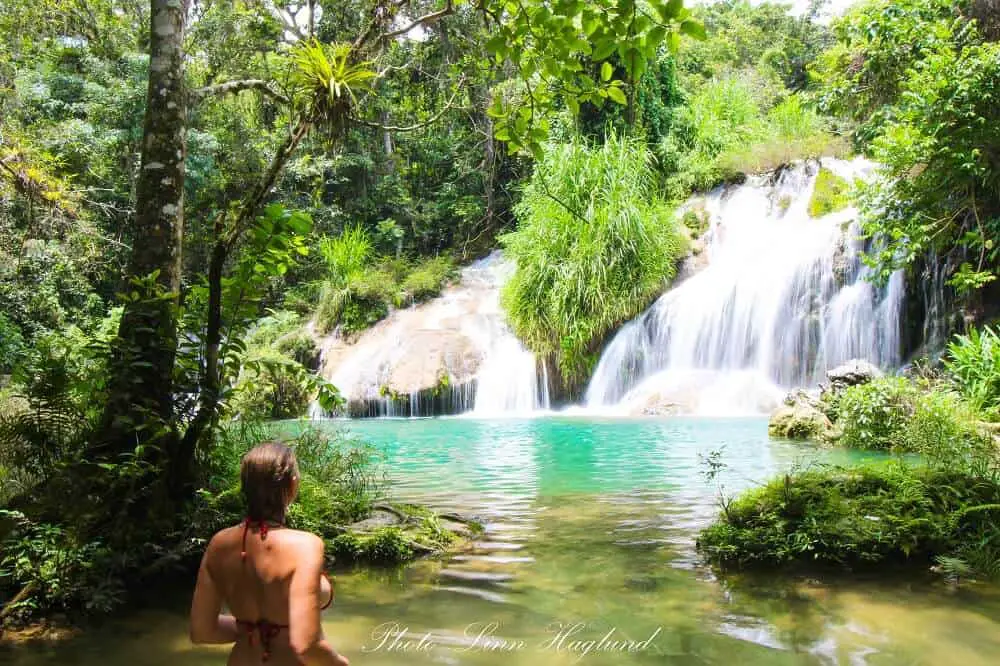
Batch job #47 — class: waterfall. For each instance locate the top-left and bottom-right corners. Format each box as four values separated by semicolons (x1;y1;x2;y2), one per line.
584;158;905;416
315;252;548;417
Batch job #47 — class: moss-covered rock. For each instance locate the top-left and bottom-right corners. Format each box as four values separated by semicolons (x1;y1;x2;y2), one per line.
808;167;851;218
327;504;482;566
768;403;833;440
697;462;1000;576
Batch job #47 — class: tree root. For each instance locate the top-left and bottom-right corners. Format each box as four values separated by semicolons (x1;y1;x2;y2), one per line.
0;581;38;621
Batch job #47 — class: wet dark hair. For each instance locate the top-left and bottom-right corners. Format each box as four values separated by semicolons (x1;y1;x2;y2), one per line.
240;441;299;522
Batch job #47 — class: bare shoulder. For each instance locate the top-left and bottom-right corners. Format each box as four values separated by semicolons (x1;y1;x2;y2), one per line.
282;529;325;557
205;524;241;555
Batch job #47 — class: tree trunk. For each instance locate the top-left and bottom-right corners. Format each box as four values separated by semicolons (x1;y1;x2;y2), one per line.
100;0;187;457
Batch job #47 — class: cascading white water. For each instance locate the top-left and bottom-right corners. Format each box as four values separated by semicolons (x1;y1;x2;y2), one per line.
584;158;905;416
464;255;550;415
315;251;548;417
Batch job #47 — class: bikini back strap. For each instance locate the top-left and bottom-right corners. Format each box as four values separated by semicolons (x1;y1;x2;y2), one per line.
236;619;287;662
241;518;271;560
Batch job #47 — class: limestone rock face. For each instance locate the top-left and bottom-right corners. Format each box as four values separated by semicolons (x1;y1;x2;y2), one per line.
313;253;542;416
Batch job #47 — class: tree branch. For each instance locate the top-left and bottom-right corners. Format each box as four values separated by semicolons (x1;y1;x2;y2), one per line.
382;0;455;40
191;80;290;105
353;0;410;52
275;6;307;41
351;84;463;132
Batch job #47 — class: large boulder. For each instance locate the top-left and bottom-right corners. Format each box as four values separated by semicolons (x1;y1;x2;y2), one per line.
825;360;882;391
768;402;833;441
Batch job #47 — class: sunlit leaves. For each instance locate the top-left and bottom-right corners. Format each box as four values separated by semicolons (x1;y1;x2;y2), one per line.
290;40;376;122
479;0;701;155
841;3;1000;292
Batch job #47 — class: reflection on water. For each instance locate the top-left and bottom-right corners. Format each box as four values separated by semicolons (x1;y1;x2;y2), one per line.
6;417;1000;665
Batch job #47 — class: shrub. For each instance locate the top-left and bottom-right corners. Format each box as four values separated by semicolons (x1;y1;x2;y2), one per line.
314;267;396;336
697;462;1000;575
664;77;846;196
833;376;993;457
945;325;1000;419
0;510;125;622
0;313;25;375
196;423;385;536
501;135;686;388
717;98;848;179
274;331;320;370
835;377;917;450
228;349;316;420
398;256;455;305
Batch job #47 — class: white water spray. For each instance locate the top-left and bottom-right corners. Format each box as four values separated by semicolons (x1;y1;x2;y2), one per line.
315;252;548;417
584;158;905;415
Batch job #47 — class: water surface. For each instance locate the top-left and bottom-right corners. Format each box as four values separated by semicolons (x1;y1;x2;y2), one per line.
7;417;1000;665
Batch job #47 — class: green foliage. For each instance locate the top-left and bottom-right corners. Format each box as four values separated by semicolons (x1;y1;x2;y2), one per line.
483;0;698;156
707;356;1000;579
813;0;967;141
502;135;686;387
318;227;372;288
717;96;846;179
0;510;124;622
833;377;989;456
818;0;1000;292
698;462;1000;576
679;0;833;91
808;167;851;218
945;326;1000;419
0;313;26;375
662;76;844;197
228;349;316;420
315;255;455;335
398;256;456;304
193;422;385;543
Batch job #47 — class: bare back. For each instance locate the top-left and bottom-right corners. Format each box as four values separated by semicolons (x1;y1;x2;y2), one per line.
194;524;334;666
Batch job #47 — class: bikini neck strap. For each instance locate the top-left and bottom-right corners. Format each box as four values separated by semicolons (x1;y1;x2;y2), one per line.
241;517;284;560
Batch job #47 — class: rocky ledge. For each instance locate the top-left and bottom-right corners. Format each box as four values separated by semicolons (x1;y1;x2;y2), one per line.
768;360;883;441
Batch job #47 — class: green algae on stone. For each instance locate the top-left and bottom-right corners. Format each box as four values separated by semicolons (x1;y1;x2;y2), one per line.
808;168;852;218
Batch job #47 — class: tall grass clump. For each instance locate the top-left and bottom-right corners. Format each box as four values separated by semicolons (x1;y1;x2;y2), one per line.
717;96;848;178
663;74;846;197
314;227;455;335
945;325;1000;419
501;134;686;390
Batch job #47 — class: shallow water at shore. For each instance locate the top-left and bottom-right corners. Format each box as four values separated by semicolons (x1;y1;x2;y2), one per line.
6;417;1000;665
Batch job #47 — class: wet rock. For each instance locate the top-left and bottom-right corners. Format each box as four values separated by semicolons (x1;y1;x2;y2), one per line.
783;387;822;410
348;508;403;532
826;360;882;391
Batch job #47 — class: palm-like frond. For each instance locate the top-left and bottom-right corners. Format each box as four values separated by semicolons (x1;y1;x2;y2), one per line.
291;40;376;125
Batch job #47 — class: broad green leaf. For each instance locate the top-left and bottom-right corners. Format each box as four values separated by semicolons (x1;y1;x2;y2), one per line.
607;86;627;105
680;19;707;41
